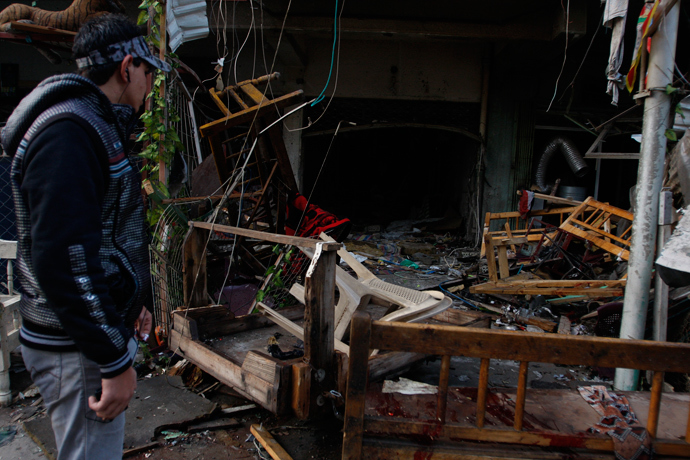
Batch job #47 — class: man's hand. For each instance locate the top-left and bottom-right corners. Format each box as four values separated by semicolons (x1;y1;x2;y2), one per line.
134;307;153;341
88;367;137;420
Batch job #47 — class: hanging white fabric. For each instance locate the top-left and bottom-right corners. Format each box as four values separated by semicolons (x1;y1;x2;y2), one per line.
603;0;629;106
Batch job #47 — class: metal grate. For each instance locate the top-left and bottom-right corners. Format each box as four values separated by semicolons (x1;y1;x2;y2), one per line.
0;155;17;293
149;204;189;337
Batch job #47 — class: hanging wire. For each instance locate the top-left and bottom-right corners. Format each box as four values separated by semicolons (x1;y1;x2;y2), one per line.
311;0;339;106
546;0;571;112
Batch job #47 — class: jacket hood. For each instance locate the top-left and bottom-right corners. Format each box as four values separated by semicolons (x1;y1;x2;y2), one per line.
1;73;135;157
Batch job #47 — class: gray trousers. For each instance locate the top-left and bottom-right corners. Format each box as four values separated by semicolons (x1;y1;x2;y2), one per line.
21;346;125;460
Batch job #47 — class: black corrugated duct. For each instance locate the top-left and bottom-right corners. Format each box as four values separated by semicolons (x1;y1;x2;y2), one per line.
535;137;589;192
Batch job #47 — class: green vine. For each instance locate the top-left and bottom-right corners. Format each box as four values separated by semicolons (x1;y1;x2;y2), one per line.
137;0;184;225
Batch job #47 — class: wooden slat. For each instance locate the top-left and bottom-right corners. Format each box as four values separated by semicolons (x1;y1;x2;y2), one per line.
476;358;490;428
364;418;614;450
191;221;341;250
228;88;249;109
483;233;498;282
250;424;294;460
291;362;310;420
200;91;303;138
182;226;208;308
170;329;282;413
497;245;510;279
208;88;232;115
647;370;664;438
437;355;451;423
362;418;690;457
342;313;372;460
240;84;268;105
470;282;624;297
304;244;337;417
367;320;690;373
513;361;529;431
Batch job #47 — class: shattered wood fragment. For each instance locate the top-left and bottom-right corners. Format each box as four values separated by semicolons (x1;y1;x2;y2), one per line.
558;315;572;334
250;424;294;460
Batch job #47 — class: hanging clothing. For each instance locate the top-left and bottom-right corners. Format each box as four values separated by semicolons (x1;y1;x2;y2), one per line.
603;0;629;106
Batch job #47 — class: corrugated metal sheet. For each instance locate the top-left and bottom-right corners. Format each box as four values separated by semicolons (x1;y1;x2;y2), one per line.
167;0;209;52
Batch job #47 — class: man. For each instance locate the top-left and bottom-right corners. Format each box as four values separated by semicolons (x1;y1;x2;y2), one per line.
1;13;170;460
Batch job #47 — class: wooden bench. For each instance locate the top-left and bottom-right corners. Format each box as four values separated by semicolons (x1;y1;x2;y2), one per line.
342;312;690;459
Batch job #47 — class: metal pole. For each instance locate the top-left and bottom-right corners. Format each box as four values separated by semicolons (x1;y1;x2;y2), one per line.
653;190;673;342
615;2;680;391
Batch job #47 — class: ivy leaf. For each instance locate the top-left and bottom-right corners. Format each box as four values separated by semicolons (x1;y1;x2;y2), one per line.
272;244;281;255
676;103;686;119
256;290;266;302
665;129;678;142
273;275;285;288
666;84;679;95
265;266;276;275
137;10;148;24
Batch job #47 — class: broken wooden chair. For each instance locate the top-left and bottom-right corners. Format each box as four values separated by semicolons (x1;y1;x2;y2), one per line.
559;197;633;261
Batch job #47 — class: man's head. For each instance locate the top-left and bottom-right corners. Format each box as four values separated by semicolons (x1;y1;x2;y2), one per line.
73;14;171;110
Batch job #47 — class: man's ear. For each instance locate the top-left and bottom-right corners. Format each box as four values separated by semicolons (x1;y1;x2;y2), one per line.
118;55;134;83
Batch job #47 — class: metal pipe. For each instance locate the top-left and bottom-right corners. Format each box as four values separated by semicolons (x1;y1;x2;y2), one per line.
615;2;680;391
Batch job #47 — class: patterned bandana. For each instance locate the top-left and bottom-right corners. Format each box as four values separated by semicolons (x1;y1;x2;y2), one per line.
75;35;171;73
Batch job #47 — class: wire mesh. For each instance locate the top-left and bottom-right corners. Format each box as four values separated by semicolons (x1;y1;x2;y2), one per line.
0;155;17;293
150;204;189;337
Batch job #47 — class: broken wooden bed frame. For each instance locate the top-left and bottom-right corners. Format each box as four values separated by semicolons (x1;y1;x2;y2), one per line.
342;312;690;459
170;222;428;418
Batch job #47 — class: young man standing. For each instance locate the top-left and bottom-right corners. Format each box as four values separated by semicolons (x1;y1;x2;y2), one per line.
1;14;170;459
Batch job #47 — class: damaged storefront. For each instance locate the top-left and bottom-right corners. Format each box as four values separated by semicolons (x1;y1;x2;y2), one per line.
1;0;690;459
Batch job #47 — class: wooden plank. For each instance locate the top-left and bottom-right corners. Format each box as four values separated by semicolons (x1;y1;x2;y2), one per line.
560;223;630;260
514;361;529;431
304;244;337;417
361;439;616;460
470;283;624;297
647;370;664;438
437;355;451;423
363;418;614;450
255;302;350;354
208;88;231;115
431;309;491;328
170;329;282;413
367;320;690;373
182;225;208;308
240;84;267;105
483;233;498;282
557;316;571;334
250;424;294;460
242;351;278;383
363;418;690;457
342;313;371;460
191;221;341;250
497;245;510;279
476;358;490;428
200;91;303;138
368;352;427;382
291;362;310;420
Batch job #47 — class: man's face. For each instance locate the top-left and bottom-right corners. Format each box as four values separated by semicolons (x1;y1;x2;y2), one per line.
124;61;152;113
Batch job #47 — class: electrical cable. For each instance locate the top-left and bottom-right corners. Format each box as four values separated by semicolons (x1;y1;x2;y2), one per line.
311;0;339;106
558;10;603;103
546;0;570;112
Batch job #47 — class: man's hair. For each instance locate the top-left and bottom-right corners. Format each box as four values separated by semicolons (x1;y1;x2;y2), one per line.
73;14;145;85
